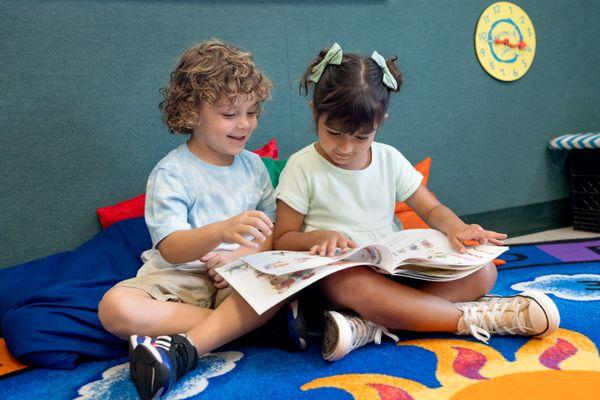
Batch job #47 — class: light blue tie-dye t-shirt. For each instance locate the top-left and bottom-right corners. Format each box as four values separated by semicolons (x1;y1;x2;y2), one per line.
145;143;276;251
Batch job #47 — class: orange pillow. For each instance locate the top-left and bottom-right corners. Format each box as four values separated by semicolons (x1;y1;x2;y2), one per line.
395;157;431;229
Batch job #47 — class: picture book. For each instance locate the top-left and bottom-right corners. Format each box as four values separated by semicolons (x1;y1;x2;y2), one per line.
215;229;508;314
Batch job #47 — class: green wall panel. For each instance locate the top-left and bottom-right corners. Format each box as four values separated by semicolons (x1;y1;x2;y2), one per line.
2;0;598;267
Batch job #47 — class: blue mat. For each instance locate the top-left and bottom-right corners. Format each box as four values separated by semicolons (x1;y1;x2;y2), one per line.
0;218;149;369
1;233;599;399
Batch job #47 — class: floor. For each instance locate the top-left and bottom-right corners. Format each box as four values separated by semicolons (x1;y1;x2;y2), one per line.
505;226;600;244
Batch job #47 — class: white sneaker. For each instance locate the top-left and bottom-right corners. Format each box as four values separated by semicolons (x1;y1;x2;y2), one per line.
322;310;399;361
455;291;560;343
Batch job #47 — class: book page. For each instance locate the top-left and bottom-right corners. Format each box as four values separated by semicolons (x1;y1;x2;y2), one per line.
396;243;508;267
239;250;334;276
403;244;508;267
377;229;508;267
341;244;395;271
393;264;485;281
240;245;383;276
216;260;369;315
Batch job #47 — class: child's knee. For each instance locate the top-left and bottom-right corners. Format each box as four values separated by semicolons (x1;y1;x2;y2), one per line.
319;267;379;308
482;261;498;288
471;262;498;298
98;288;142;339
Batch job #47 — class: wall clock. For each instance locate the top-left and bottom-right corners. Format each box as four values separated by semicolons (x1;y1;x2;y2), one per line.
475;2;536;81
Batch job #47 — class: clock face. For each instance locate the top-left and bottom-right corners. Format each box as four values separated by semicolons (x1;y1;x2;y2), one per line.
475;2;536;81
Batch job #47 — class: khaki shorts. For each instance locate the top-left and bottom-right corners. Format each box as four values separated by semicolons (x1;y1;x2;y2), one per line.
116;249;232;309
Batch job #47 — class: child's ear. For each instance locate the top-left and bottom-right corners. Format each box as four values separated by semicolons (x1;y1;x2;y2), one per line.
384;113;389;120
309;100;319;122
187;116;202;132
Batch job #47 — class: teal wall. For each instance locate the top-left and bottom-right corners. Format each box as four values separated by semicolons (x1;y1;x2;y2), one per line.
2;0;599;267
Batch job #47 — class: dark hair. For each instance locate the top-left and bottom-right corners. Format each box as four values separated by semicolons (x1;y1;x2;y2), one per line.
160;38;273;134
300;46;403;135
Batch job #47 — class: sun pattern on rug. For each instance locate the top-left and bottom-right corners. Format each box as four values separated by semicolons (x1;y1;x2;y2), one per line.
302;329;600;400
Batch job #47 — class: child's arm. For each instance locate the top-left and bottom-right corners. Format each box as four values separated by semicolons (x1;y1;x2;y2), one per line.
158;210;273;264
274;200;356;257
405;186;507;253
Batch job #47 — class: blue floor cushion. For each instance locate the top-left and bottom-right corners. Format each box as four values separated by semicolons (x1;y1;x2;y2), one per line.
0;218;150;369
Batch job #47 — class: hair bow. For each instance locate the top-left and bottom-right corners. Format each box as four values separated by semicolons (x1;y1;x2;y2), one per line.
370;51;398;90
308;43;343;83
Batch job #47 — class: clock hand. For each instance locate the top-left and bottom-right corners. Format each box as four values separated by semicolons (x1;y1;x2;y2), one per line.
494;37;528;50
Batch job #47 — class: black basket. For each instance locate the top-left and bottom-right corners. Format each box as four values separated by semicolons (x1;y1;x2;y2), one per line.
570;149;600;232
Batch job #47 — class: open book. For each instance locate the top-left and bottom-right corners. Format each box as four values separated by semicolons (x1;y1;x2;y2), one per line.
215;229;508;315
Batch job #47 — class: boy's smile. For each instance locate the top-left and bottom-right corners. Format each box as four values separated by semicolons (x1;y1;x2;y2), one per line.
188;95;259;166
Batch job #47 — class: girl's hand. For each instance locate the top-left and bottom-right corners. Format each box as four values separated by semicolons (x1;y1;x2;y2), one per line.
220;210;273;248
201;250;240;289
309;230;357;257
448;224;507;253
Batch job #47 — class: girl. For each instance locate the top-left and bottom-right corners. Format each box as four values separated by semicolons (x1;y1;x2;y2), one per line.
273;43;560;361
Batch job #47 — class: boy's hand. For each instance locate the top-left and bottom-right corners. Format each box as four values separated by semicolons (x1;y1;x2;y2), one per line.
220;210;273;249
201;251;240;289
448;224;507;253
309;230;357;257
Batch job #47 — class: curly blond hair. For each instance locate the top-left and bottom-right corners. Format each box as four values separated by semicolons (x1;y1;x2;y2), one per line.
160;39;273;134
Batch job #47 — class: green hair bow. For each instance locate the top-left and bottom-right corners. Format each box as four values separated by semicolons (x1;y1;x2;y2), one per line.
371;51;398;90
308;42;343;83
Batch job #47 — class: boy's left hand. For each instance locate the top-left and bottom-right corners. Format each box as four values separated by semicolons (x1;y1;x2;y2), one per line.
449;224;507;253
201;251;240;289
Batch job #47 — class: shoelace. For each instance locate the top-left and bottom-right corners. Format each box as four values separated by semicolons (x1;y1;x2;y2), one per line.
460;297;529;343
347;316;399;352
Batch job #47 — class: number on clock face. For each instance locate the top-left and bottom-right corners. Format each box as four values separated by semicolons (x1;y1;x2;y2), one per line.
475;2;536;81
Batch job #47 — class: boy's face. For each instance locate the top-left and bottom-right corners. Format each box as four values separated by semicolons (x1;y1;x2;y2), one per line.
315;115;376;170
189;94;259;166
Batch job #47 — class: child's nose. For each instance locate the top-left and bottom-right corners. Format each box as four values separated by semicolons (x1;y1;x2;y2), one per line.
237;116;250;130
337;137;353;153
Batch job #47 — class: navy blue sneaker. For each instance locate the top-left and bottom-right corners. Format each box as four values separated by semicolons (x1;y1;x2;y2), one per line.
238;298;308;351
128;335;147;355
285;299;308;351
257;299;308;351
129;334;198;400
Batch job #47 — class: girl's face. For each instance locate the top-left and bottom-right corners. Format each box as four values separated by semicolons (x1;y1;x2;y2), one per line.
315;115;376;170
189;94;259;166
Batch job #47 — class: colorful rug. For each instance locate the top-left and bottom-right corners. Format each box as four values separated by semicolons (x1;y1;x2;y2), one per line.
1;237;599;400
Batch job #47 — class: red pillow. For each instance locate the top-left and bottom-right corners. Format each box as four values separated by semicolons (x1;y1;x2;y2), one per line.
97;139;279;229
97;193;146;229
395;157;431;229
251;138;278;159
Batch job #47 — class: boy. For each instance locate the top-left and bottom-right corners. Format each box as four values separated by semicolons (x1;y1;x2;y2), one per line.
98;39;306;400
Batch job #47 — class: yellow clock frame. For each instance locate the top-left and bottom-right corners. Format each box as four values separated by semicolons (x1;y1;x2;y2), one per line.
475;2;536;81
